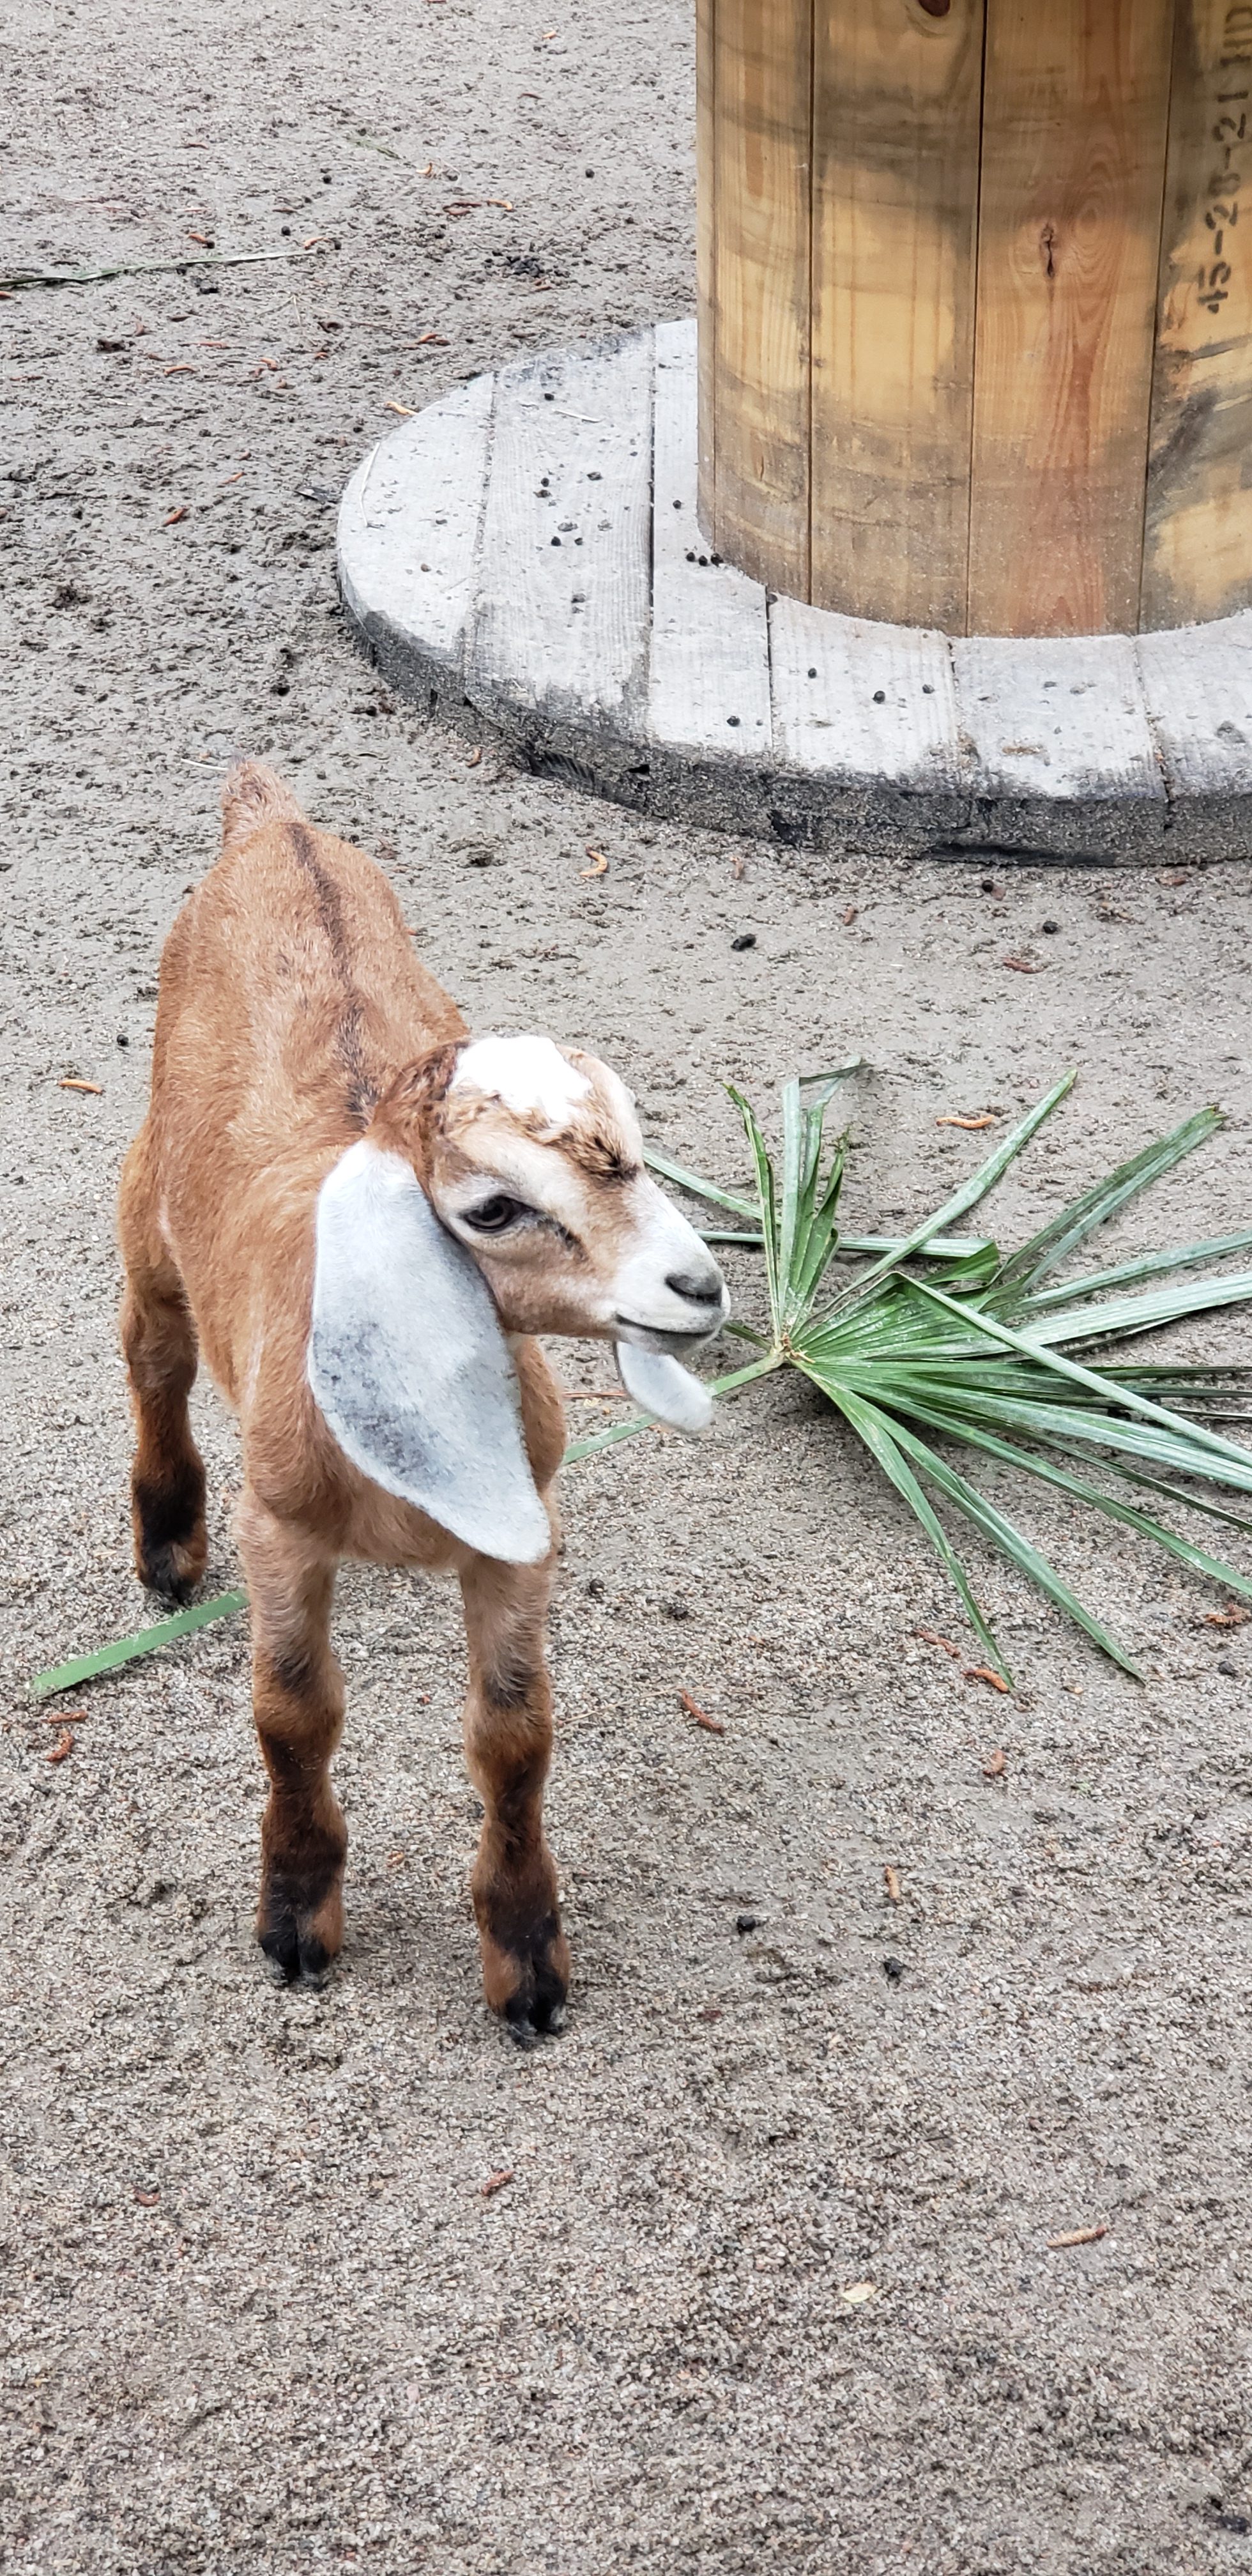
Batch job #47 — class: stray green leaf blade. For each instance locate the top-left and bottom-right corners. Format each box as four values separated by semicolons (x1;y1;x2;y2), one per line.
32;1590;248;1698
562;1414;657;1462
0;249;316;293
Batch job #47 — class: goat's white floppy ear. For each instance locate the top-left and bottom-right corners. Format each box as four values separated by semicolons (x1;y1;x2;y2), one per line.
308;1142;551;1564
616;1342;714;1435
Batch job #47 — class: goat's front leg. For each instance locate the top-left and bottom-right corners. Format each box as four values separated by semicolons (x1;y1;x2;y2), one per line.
460;1549;569;2040
238;1490;347;1984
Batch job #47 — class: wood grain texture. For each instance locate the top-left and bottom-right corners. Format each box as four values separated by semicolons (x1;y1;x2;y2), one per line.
809;0;985;631
651;320;773;756
1142;0;1252;627
468;336;652;732
335;374;493;673
968;0;1175;637
770;593;962;788
707;0;812;597
696;0;717;539
1138;609;1252;790
954;632;1164;804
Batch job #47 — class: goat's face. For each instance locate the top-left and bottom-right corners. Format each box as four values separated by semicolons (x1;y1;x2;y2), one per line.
422;1034;729;1352
312;1031;729;1548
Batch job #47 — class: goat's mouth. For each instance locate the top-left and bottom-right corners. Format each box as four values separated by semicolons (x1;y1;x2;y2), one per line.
613;1314;724;1354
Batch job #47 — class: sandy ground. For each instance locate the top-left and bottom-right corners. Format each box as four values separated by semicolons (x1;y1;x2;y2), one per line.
5;4;1252;2570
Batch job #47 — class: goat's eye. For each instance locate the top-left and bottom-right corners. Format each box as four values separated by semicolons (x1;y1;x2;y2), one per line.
463;1193;526;1234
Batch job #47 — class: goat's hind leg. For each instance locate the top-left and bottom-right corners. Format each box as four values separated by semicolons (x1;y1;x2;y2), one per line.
118;1131;208;1601
461;1551;569;2041
238;1491;347;1984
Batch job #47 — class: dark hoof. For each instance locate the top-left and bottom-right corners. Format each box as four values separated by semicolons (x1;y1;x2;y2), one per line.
259;1921;333;1986
491;1924;570;2043
257;1876;342;1986
138;1540;203;1604
505;1975;567;2044
133;1468;207;1602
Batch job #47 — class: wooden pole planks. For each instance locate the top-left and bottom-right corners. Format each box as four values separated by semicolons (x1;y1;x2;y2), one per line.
809;0;984;631
696;0;718;537
1142;0;1252;627
699;0;1252;636
701;0;813;599
968;0;1175;636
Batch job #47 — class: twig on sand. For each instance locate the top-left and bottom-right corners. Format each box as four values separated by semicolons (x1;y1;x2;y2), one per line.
680;1689;724;1736
0;249;321;296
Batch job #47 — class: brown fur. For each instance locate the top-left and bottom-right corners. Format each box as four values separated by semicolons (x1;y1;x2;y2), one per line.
119;765;570;2028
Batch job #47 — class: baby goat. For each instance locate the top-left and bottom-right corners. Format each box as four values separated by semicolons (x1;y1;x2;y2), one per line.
118;763;727;2035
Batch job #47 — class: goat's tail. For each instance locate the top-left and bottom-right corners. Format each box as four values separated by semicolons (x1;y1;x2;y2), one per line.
221;759;305;858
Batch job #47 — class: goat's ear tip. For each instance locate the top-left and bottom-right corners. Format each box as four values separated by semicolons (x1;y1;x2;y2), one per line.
616;1344;714;1436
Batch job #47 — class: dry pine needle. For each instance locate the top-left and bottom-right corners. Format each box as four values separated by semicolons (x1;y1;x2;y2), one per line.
680;1689;724;1735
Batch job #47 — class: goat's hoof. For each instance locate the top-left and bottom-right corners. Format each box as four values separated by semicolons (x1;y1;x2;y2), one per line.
137;1538;206;1605
260;1924;333;1986
504;1980;567;2046
132;1473;208;1602
483;1925;570;2043
257;1880;342;1986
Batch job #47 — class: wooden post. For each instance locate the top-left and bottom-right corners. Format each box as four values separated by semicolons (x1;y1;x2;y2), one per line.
1143;0;1252;626
698;0;813;600
698;0;1252;636
968;0;1174;636
809;0;984;632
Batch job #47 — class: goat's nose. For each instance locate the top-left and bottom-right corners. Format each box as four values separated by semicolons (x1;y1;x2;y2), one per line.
666;1265;724;1307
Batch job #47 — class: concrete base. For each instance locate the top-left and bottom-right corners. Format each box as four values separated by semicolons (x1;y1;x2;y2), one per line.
337;319;1252;863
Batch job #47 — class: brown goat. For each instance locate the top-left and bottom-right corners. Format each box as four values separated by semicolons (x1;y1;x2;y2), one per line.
118;763;727;2035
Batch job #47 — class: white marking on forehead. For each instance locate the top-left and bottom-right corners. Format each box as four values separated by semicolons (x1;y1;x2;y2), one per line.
452;1034;591;1127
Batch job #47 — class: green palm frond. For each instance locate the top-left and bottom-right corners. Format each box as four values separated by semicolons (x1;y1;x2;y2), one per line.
597;1075;1252;1685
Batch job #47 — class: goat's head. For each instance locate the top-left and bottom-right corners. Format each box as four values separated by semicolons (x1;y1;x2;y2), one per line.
425;1034;724;1352
308;1034;729;1561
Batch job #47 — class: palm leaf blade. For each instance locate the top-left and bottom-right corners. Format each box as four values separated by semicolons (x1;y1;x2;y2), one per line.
608;1073;1252;1675
881;1413;1141;1677
996;1108;1223;1290
819;1074;1078;1323
905;1275;1252;1481
876;1388;1252;1607
777;1078;805;1319
809;1374;1011;1681
643;1146;757;1220
1014;1268;1252;1348
1024;1223;1252;1308
727;1085;782;1328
